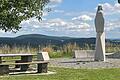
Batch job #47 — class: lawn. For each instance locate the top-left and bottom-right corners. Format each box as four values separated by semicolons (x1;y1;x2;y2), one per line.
1;67;120;80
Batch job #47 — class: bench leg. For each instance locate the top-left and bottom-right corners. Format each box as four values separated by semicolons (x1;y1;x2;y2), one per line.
20;56;32;71
15;60;21;68
21;65;29;71
37;63;48;73
0;65;9;75
0;57;2;63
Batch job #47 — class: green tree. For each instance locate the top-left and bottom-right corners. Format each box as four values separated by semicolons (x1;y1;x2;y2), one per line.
0;0;49;32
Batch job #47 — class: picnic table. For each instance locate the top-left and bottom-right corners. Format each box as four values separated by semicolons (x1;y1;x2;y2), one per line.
0;53;34;71
0;53;49;75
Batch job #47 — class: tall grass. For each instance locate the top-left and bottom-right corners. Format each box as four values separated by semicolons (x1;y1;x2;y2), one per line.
0;43;119;58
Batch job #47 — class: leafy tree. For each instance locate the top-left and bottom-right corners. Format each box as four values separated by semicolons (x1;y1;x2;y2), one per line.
0;0;49;32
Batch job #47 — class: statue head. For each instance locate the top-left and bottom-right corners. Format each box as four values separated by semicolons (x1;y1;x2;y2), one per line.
95;5;104;32
97;5;103;11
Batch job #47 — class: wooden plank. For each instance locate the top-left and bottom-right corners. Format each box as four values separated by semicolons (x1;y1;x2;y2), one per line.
0;61;49;65
0;54;35;57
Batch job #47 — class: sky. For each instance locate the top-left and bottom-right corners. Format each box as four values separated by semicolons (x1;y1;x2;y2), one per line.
0;0;120;39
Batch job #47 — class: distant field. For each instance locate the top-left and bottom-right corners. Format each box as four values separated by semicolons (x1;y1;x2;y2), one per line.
1;67;120;80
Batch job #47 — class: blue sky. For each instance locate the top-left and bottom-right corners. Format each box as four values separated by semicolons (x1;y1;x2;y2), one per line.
0;0;120;39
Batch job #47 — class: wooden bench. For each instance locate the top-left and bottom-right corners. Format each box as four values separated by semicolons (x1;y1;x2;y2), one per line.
0;61;49;75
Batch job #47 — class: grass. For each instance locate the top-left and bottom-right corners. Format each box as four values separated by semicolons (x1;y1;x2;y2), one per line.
49;52;73;58
1;67;120;80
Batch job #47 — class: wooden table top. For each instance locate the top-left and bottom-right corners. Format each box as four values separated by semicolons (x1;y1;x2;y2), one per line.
0;54;35;57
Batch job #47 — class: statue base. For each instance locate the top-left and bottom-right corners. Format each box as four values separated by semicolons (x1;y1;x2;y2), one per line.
94;32;105;61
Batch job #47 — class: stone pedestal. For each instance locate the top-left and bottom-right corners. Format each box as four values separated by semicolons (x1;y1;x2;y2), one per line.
95;32;105;61
37;52;50;61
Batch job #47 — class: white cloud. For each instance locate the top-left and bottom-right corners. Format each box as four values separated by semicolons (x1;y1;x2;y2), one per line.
67;23;91;32
105;20;120;31
0;30;5;33
47;18;91;31
50;0;63;4
54;10;64;13
48;18;67;26
100;3;120;15
43;12;48;16
20;17;92;33
72;15;92;21
102;3;114;11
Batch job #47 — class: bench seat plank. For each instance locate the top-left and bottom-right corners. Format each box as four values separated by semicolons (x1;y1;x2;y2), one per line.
0;61;49;65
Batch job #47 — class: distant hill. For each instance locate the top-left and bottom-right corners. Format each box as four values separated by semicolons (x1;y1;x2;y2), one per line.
0;34;119;47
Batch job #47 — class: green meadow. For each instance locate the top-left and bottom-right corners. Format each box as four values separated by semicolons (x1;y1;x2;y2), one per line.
1;67;120;80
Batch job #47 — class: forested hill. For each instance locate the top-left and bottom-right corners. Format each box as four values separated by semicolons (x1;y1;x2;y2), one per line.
0;34;119;47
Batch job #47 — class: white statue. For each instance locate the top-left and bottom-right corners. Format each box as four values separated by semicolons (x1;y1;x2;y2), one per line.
94;5;105;61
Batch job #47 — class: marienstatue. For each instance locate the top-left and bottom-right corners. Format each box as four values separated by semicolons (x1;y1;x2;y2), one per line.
94;5;105;61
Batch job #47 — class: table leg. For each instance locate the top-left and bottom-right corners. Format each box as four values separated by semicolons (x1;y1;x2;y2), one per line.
0;57;2;63
15;60;21;68
37;63;48;73
0;65;9;75
20;56;32;71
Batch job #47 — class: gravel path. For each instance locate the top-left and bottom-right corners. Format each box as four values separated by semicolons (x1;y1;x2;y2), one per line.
49;58;120;69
